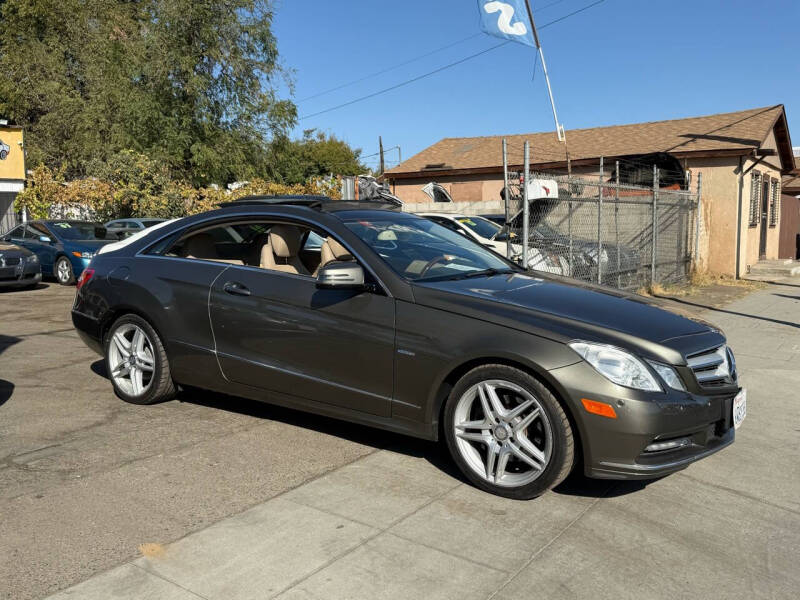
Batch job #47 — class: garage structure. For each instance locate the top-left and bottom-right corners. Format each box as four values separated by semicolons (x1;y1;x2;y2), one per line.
0;122;25;233
386;106;796;278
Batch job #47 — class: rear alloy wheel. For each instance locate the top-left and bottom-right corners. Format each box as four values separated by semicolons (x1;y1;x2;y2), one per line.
444;365;574;499
55;256;75;285
105;315;175;405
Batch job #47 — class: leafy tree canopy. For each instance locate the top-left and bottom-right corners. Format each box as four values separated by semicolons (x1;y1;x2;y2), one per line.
265;129;368;185
0;0;299;185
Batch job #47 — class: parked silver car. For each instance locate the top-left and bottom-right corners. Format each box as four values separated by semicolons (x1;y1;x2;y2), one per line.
104;218;167;239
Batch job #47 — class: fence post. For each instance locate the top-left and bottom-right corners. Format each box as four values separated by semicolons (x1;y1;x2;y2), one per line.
615;161;620;288
651;165;659;286
695;172;703;272
522;141;530;270
502;138;511;259
597;157;604;284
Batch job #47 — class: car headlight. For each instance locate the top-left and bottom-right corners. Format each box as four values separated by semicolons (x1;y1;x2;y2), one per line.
26;254;39;263
72;251;95;259
568;341;661;391
647;361;686;391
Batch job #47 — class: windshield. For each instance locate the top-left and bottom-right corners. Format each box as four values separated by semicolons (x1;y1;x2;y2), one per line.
343;215;517;281
455;216;502;240
48;222;109;241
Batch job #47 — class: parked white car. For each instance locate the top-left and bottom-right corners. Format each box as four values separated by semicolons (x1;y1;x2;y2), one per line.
417;213;569;275
0;140;10;160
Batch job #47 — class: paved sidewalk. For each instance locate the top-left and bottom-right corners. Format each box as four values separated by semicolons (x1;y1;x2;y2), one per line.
45;282;800;599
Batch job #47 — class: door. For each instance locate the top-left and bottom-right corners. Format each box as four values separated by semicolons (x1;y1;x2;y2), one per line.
210;265;395;417
759;180;770;259
24;223;59;271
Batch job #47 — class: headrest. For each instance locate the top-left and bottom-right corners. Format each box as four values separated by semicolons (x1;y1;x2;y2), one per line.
327;237;351;260
377;230;397;241
269;225;302;258
184;233;217;258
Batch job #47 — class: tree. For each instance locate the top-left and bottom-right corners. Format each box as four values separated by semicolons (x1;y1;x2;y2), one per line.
0;0;296;185
265;130;368;185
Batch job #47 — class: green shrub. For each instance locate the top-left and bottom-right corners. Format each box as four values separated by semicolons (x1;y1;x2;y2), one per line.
15;154;342;222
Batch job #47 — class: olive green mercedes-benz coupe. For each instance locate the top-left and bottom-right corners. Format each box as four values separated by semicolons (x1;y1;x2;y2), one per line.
72;197;745;499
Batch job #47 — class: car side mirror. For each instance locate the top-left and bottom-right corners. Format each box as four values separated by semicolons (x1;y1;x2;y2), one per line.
38;235;52;243
316;262;366;290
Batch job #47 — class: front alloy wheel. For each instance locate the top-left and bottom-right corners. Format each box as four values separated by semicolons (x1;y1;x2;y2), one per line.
105;315;175;405
444;365;574;499
55;256;75;285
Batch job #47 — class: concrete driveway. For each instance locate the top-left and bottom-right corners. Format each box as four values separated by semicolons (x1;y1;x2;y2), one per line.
1;281;798;599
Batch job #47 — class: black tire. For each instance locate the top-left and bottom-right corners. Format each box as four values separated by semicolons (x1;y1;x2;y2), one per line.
54;256;75;285
443;364;574;500
104;314;176;405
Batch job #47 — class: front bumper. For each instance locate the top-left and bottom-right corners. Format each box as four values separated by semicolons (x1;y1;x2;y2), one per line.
0;261;42;288
550;361;738;480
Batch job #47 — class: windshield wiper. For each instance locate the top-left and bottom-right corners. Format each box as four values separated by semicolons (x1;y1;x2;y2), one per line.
420;268;516;282
463;268;515;279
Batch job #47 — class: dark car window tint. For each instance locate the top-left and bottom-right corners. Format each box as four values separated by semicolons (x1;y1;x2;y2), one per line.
49;222;108;241
5;226;24;239
29;223;51;237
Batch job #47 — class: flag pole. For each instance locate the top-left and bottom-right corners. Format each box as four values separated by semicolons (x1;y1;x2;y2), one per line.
523;0;571;174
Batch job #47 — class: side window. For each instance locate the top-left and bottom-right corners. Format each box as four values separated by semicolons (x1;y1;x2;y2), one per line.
432;217;460;233
23;226;42;240
29;223;52;239
4;225;24;239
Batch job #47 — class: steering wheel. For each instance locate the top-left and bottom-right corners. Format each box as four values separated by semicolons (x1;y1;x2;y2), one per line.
419;255;451;276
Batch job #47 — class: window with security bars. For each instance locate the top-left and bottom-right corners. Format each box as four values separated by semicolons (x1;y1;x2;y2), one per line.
769;179;780;227
749;172;761;227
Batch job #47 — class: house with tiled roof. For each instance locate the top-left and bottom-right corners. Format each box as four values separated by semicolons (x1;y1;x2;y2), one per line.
386;105;796;277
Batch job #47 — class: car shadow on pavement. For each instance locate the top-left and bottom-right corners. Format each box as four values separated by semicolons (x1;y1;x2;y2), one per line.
90;359;464;481
89;359;659;499
0;379;14;407
654;294;800;329
0;282;50;293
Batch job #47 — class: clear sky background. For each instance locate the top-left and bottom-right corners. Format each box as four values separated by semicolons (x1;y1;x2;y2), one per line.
273;0;800;171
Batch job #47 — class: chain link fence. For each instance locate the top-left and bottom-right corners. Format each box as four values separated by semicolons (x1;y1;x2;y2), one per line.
502;150;699;291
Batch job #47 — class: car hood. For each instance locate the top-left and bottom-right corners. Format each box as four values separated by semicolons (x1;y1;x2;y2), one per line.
0;242;33;257
412;272;723;364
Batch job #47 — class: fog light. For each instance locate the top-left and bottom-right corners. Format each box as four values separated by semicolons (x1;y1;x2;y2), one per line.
644;437;691;452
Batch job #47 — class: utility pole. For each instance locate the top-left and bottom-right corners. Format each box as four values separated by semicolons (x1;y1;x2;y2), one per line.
379;136;385;176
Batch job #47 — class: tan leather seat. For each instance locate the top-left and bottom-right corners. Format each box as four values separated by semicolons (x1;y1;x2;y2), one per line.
260;225;310;275
180;233;242;265
314;237;353;276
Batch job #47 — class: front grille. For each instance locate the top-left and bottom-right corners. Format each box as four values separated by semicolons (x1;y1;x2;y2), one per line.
687;345;736;387
0;257;21;267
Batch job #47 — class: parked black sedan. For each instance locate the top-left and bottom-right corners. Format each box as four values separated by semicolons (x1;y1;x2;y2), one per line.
0;240;41;289
72;197;744;499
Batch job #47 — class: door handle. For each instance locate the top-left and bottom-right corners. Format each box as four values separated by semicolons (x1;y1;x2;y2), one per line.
223;282;251;297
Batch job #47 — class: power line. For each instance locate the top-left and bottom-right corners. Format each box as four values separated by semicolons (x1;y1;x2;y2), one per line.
298;34;483;103
299;0;607;121
299;41;509;120
298;0;575;104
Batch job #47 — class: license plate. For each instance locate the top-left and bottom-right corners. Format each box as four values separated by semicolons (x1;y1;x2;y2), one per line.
732;389;746;430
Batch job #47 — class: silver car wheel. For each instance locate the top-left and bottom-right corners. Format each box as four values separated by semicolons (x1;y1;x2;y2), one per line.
107;323;155;397
453;379;553;488
56;259;71;283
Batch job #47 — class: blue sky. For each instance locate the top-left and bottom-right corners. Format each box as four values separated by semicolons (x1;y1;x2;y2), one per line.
273;0;800;170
